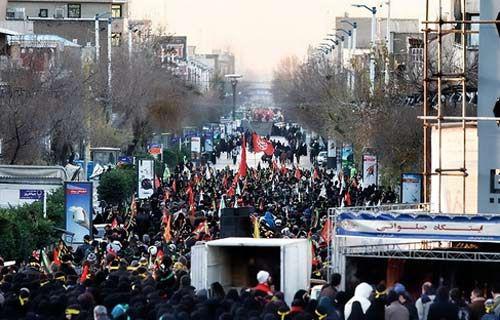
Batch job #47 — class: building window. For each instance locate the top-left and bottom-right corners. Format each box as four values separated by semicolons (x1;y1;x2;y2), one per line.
454;13;479;48
39;9;48;17
67;4;81;18
111;4;122;18
111;32;122;47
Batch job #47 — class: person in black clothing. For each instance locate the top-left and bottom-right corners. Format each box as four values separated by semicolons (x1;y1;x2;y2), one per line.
428;287;459;320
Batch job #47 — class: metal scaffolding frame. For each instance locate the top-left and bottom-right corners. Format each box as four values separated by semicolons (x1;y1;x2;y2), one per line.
341;241;500;262
421;0;500;213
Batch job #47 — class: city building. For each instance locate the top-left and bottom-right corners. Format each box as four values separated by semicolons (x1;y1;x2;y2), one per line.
5;0;129;62
195;51;235;78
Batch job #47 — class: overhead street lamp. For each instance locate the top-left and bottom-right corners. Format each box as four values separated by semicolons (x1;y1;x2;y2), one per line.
341;20;358;51
352;4;377;92
95;11;113;120
225;74;243;122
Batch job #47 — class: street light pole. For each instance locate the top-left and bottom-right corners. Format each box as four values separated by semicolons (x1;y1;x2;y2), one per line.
95;14;100;60
107;16;112;120
385;0;391;85
352;4;377;92
225;74;243;122
231;80;237;121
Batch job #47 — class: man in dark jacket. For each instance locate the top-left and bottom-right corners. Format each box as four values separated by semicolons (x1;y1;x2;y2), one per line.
428;287;459;320
468;288;485;320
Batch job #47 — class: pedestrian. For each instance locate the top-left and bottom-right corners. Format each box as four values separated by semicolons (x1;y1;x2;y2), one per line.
428;286;459;320
469;288;486;320
254;270;274;297
344;283;372;320
416;282;436;320
385;290;410;320
481;299;497;320
450;288;471;320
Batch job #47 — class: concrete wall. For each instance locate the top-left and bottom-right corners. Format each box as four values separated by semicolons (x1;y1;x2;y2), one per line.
0;0;7;20
430;124;478;214
33;19;108;61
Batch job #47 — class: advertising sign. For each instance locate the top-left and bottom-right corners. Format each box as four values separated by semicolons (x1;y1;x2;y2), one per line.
148;144;163;156
336;211;500;242
19;189;44;200
191;137;201;154
137;159;155;199
342;145;353;162
362;154;378;187
327;139;336;158
205;138;213;152
64;182;93;243
401;173;423;204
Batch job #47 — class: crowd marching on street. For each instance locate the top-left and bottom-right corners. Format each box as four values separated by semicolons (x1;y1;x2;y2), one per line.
0;124;462;320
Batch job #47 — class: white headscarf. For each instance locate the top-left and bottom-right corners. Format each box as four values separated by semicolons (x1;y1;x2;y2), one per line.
344;282;373;319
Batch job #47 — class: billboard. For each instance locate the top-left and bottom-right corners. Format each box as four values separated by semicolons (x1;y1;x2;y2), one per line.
477;0;500;213
327;139;336;158
362;154;378;187
64;182;93;243
191;137;201;153
401;173;423;204
137;159;155;199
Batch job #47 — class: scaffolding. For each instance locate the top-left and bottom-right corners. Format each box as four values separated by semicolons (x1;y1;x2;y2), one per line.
421;0;500;213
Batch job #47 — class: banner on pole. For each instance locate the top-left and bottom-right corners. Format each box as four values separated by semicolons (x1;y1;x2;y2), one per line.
64;182;93;243
362;154;378;187
137;159;155;199
191;137;201;154
401;173;423;204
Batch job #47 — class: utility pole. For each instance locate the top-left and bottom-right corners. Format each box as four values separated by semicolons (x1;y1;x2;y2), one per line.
385;0;391;85
95;14;100;60
107;16;112;120
225;74;243;122
352;4;377;92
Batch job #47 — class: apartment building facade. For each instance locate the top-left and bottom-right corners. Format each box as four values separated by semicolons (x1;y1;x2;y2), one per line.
5;0;128;61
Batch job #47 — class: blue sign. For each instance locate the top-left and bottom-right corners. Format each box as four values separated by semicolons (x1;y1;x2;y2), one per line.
64;182;93;243
118;156;134;165
19;189;44;200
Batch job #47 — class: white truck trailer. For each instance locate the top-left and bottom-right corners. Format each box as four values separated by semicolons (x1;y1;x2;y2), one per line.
191;237;311;305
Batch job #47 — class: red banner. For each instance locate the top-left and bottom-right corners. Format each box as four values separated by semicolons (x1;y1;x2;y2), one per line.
252;133;274;156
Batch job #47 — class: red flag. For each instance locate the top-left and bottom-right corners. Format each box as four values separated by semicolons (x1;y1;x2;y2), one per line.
252;133;274;156
227;174;240;197
344;191;352;206
320;218;331;243
313;168;320;180
272;160;279;172
239;135;248;177
280;165;288;175
80;264;89;283
111;218;118;229
295;167;302;180
52;248;61;266
222;174;228;189
163;214;171;242
187;184;194;206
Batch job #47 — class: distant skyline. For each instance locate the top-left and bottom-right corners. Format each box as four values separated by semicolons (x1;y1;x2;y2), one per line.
129;0;440;81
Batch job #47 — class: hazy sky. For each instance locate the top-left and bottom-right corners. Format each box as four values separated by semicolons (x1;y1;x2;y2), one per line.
130;0;430;81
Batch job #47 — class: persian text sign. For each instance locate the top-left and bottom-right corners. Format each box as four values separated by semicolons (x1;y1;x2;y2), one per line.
336;212;500;242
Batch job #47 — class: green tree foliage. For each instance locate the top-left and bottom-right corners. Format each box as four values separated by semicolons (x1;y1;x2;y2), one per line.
0;189;64;261
97;167;136;206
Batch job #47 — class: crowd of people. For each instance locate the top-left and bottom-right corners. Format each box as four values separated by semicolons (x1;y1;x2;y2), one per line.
0;126;405;319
